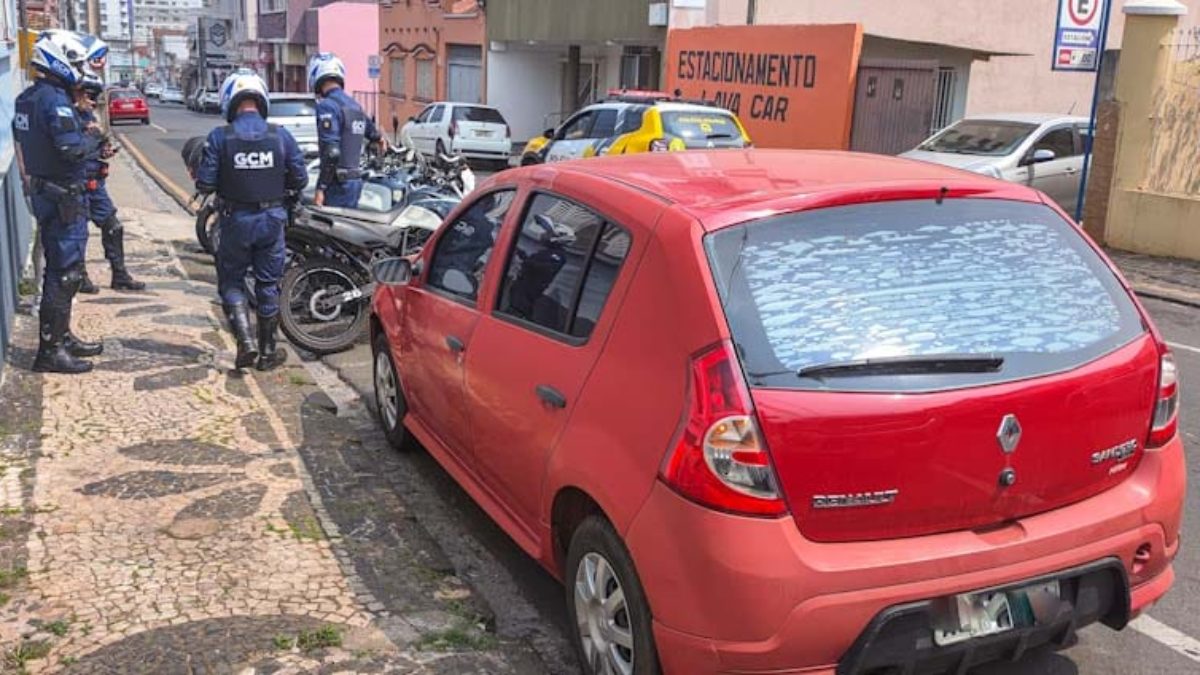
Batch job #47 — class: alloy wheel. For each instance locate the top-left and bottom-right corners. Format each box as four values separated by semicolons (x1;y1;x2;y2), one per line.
374;349;399;430
574;552;635;675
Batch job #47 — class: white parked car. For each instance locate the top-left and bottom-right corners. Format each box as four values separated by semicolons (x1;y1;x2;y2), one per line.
144;82;163;98
402;102;511;164
900;113;1090;212
268;93;319;157
160;86;186;105
200;90;221;114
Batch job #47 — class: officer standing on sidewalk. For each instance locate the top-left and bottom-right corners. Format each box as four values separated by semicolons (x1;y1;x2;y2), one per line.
195;71;307;371
75;54;146;294
308;53;385;208
13;31;104;374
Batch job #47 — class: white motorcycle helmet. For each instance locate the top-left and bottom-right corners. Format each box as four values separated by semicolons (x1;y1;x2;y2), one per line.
307;52;346;94
31;30;88;86
81;34;108;72
219;70;270;122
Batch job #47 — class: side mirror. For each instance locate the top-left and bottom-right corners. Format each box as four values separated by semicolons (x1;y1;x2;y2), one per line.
409;116;418;123
1023;148;1056;166
543;128;556;139
372;257;413;286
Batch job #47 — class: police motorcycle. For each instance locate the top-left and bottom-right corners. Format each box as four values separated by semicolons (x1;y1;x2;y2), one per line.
277;181;453;354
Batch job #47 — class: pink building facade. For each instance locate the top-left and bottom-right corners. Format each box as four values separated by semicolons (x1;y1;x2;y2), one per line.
316;2;379;98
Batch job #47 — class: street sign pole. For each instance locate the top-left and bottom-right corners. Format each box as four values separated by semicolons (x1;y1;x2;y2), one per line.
1074;0;1114;222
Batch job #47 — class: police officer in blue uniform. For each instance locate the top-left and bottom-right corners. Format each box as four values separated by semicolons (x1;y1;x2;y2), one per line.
14;32;104;374
196;71;307;371
75;58;145;294
308;53;384;208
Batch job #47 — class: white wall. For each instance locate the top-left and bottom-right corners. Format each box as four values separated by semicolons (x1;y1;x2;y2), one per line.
487;48;562;143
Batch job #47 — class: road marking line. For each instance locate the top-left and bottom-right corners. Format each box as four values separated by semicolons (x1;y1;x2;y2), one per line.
1130;615;1200;663
1166;341;1200;356
150;122;168;133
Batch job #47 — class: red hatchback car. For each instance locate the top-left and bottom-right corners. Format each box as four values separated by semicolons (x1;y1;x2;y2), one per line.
107;88;150;125
369;150;1185;675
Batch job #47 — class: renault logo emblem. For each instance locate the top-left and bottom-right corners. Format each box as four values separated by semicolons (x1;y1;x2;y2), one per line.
997;414;1022;454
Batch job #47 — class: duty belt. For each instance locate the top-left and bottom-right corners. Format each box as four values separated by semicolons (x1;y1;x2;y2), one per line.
29;177;83;198
334;168;363;182
224;199;286;212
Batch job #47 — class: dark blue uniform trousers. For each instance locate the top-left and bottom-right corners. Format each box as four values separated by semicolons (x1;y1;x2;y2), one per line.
217;207;287;317
32;191;89;310
323;179;363;208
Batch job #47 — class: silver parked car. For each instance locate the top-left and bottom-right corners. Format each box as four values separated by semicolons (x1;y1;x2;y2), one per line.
268;93;319;158
901;114;1090;212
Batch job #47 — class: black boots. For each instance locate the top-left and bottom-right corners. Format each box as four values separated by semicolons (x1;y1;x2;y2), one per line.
101;218;146;291
78;268;100;294
33;271;95;374
224;303;259;369
256;313;287;372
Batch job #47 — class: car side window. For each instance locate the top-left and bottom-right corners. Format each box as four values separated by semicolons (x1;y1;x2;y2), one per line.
426;190;517;302
416;107;432;123
559;112;595;141
496;194;630;339
616;106;646;134
429;105;444;124
1032;127;1077;159
590;109;620;138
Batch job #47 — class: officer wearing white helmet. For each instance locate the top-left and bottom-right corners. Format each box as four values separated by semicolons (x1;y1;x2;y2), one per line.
195;70;307;371
13;31;105;374
308;52;384;207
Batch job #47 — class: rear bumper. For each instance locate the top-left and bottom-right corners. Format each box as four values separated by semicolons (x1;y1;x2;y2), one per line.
626;436;1185;674
109;111;148;121
450;138;512;158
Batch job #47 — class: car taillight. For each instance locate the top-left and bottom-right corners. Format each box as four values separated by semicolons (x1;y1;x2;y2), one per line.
649;138;669;152
505;123;511;138
660;342;786;517
1148;351;1179;448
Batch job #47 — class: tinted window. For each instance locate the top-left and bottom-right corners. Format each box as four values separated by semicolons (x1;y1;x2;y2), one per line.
707;199;1143;393
497;194;627;338
919;119;1037;156
270;99;315;117
427;190;516;301
429;105;445;123
661;111;742;143
571;226;631;338
590;109;620;138
616;106;646;134
111;90;142;100
453;106;506;124
416;107;433;123
1033;127;1078;158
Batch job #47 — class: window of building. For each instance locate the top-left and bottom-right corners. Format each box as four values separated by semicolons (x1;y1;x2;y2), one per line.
930;67;958;135
416;57;435;101
389;56;406;98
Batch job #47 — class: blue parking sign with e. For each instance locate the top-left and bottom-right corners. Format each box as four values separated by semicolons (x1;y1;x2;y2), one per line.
1053;0;1104;71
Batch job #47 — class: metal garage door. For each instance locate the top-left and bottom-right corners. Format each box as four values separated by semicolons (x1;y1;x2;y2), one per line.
447;44;482;103
850;59;938;155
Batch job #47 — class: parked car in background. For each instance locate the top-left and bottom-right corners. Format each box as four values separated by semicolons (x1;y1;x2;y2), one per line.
144;82;163;99
369;149;1183;675
901;113;1090;212
160;86;186;105
268;93;319;157
187;88;203;112
107;88;150;125
520;90;751;165
200;89;221;114
402;102;512;165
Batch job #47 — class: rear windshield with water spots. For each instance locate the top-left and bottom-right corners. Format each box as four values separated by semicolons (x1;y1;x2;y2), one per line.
706;199;1144;392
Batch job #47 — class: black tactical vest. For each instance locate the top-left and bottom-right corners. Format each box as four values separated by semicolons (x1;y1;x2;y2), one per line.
218;124;286;204
338;102;365;171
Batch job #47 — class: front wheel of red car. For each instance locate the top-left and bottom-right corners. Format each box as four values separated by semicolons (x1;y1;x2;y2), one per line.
372;332;411;450
566;516;660;675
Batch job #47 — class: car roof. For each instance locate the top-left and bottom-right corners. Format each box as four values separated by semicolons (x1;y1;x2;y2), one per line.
962;112;1089;125
428;101;499;109
270;93;314;100
537;149;1044;231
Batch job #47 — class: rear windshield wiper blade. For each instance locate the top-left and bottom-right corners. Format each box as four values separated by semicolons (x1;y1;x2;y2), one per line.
797;354;1004;379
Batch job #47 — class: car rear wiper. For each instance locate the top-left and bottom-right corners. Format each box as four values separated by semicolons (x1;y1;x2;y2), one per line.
797;354;1004;379
706;132;735;139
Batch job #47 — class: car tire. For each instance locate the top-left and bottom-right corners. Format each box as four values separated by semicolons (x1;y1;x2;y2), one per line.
141;118;150;125
372;331;411;451
566;515;661;675
521;154;541;167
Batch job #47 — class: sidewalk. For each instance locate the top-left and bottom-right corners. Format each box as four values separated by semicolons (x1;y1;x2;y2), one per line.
0;155;545;673
1106;248;1200;308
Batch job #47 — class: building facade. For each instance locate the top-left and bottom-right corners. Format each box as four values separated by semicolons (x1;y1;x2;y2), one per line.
378;0;486;136
1;0;36;374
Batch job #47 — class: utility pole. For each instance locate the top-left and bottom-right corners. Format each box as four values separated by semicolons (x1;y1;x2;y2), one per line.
88;0;101;34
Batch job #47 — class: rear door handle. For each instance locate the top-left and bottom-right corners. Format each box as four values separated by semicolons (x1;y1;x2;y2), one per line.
536;385;567;409
446;335;465;353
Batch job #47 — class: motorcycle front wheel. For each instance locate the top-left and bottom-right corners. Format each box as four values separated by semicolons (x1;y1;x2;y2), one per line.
279;256;370;355
196;204;219;255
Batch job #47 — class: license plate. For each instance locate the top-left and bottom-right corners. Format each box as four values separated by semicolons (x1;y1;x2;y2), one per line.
475;130;493;137
932;580;1061;646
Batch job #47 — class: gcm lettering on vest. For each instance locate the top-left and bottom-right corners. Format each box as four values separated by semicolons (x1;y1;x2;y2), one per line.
234;151;276;169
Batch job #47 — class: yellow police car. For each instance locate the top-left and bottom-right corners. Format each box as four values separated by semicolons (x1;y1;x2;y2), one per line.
520;90;751;165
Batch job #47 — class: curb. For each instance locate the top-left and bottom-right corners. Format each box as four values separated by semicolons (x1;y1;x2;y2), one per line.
1131;284;1200;310
116;132;196;215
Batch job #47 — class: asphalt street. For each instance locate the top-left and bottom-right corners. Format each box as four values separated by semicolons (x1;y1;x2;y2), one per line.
122;99;1200;675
